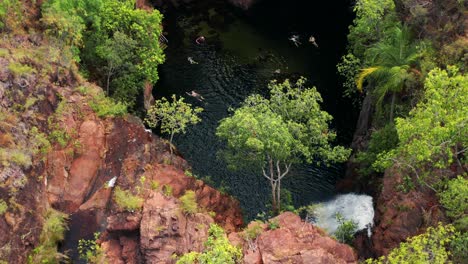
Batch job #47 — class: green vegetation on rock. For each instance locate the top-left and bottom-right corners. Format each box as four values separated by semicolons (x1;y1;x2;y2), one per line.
176;224;242;264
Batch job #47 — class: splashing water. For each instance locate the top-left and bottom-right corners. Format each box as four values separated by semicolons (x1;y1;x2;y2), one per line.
311;193;374;237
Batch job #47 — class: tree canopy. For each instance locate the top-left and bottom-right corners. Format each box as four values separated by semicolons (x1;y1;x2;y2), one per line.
41;0;165;109
375;67;467;175
216;78;351;213
356;25;422;121
145;95;203;155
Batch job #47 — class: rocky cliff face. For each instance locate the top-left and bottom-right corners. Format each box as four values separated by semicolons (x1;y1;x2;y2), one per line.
230;212;357;264
0;31;243;262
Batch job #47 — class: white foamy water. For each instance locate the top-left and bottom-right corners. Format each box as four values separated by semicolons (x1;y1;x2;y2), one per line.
311;193;374;237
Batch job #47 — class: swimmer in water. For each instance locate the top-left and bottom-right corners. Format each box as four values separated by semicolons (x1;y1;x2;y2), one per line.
187;57;198;64
288;35;301;47
186;90;205;101
195;36;205;45
309;35;318;48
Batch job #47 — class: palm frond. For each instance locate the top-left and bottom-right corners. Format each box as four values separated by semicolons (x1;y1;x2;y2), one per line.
356;67;380;92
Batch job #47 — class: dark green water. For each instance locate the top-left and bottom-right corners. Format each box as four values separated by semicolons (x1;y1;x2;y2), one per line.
155;0;355;220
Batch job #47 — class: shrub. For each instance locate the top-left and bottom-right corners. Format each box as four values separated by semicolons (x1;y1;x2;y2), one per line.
176;224;242;264
162;185;173;197
113;187;143;212
267;219;280;230
439;175;468;219
356;124;398;176
89;94;127;118
150;180;159;190
78;232;106;264
242;221;264;242
365;224;458;264
179;190;198;215
8;62;35;77
0;199;7;215
9;149;32;168
334;213;358;245
28;208;69;263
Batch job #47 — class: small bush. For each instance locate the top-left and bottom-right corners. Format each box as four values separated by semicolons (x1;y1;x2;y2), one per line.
267;219;280;230
113;187;143;212
28;208;69;263
162;185;173;197
150;180;160;190
334;213;358;245
0;199;7;215
90;94;127;118
9;149;32;167
0;48;9;57
242;221;264;242
356;124;398;176
365;224;458;264
78;232;106;264
176;224;242;264
439;175;468;219
179;190;198;215
8;62;35;77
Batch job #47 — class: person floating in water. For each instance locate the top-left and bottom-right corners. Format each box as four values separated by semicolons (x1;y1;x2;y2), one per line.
187;57;198;64
186;90;205;101
309;35;318;48
195;36;205;45
288;35;301;47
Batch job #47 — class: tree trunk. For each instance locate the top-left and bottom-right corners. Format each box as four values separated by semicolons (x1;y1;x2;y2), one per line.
169;132;174;156
389;92;396;122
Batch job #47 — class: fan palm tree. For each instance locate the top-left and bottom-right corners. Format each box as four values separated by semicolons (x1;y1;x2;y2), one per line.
356;26;422;121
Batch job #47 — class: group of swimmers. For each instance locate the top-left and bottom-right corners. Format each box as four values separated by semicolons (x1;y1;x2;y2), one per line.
185;33;318;101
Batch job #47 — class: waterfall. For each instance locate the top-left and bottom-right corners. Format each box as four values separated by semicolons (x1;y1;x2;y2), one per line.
310;193;374;237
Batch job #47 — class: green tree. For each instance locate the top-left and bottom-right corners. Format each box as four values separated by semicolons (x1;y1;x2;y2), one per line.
176;224;242;264
216;78;351;213
356;25;422;121
96;31;137;95
375;67;468;186
145;95;203;156
334;213;358;245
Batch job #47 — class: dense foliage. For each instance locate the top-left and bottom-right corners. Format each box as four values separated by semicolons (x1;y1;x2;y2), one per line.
216;78;350;213
176;224;242;264
41;0;165;109
356;26;422;121
365;224;463;264
28;209;69;263
439;175;468;220
145;95;203;156
374;67;467;177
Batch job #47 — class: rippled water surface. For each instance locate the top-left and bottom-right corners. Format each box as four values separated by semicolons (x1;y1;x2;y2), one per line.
155;1;354;219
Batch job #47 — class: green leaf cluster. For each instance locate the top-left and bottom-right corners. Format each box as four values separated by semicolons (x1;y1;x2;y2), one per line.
89;93;128;118
179;190;198;215
176;224;243;264
355;123;398;177
28;209;69;264
365;224;460;264
145;95;203;154
78;232;107;264
334;213;358;245
113;186;144;212
439;175;468;219
374;67;468;175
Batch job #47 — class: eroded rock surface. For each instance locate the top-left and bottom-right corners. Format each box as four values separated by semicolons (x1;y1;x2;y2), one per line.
231;212;358;264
